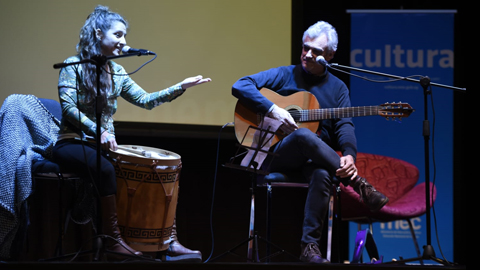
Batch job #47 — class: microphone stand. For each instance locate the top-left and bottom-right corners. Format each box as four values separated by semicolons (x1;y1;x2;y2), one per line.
327;62;465;266
52;52;153;262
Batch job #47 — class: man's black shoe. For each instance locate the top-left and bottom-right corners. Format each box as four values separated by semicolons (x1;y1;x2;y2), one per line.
300;243;330;263
352;177;389;212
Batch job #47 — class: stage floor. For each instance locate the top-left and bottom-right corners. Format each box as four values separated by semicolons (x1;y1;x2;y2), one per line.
1;261;466;270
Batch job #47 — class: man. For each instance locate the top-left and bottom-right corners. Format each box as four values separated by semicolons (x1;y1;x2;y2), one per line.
232;21;388;263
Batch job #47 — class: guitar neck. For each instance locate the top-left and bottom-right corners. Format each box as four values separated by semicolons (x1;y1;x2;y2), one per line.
295;106;380;122
234;88;413;147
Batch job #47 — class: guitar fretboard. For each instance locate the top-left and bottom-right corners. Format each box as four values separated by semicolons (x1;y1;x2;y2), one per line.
292;106;380;122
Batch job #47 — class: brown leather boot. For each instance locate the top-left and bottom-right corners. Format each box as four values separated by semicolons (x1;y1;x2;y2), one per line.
162;218;202;262
100;194;143;257
351;176;389;212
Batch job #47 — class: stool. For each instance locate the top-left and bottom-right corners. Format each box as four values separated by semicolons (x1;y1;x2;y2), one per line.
261;171;341;262
30;158;81;259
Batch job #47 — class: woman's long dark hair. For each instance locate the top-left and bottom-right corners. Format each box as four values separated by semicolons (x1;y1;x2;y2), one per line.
76;5;128;110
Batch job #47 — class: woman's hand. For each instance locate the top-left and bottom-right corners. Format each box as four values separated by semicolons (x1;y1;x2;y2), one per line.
101;131;118;151
180;75;212;90
336;155;357;180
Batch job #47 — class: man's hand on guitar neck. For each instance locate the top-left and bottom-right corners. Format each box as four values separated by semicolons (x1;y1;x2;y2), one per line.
268;104;299;134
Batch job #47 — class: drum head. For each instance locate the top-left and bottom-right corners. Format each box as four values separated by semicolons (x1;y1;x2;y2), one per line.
109;145;181;167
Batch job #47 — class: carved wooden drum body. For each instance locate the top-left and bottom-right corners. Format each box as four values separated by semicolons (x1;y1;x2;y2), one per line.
109;145;181;252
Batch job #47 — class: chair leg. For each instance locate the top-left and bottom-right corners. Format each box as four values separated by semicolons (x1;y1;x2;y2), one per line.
326;189;335;262
247;187;256;262
266;184;272;260
55;173;65;257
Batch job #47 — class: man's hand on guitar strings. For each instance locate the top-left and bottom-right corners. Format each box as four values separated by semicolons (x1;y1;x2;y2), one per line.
268;105;298;134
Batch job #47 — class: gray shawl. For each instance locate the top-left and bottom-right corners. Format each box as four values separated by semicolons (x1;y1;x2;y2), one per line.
0;94;60;259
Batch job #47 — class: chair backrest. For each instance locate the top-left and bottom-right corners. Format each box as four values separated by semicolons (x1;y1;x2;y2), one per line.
352;153;419;203
31;98;63;174
38;98;62;121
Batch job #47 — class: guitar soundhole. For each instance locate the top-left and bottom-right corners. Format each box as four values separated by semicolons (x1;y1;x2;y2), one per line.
286;105;302;122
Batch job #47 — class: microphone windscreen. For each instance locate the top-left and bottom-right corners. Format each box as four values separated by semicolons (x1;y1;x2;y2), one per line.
316;55;327;66
122;46;131;54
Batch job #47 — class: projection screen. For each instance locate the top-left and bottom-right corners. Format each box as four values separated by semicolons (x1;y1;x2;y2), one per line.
0;0;291;126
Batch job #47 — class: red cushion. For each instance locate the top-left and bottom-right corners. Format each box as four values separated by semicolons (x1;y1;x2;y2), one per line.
339;153;436;222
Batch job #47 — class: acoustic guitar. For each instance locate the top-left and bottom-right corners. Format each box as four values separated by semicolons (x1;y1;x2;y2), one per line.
234;88;414;147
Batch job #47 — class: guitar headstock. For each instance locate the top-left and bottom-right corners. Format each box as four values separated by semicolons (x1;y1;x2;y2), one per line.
378;102;414;120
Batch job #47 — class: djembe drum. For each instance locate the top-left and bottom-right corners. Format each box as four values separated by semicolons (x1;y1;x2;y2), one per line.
109;145;181;252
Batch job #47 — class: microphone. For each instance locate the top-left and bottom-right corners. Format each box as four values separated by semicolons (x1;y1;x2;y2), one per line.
316;55;330;67
122;45;155;55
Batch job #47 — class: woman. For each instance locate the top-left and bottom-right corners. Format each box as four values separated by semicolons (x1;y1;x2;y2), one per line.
53;5;211;257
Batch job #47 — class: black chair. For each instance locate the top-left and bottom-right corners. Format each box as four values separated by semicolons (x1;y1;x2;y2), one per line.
28;98;82;259
261;170;340;262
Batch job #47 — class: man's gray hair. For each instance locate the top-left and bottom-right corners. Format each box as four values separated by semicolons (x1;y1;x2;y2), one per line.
302;21;338;52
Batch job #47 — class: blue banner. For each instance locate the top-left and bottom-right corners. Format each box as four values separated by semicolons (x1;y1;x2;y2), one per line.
348;10;454;263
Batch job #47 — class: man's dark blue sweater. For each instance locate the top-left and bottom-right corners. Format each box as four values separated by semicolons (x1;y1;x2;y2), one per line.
232;64;357;160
